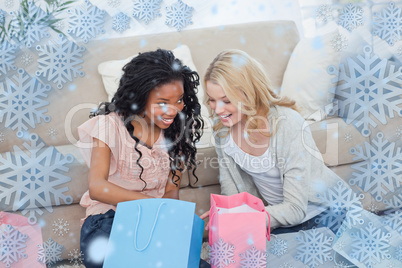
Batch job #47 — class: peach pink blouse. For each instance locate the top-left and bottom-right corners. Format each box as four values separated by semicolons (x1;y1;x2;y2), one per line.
77;112;170;224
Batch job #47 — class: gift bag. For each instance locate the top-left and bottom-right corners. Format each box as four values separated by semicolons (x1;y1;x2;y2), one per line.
103;198;204;268
0;211;46;268
209;192;270;268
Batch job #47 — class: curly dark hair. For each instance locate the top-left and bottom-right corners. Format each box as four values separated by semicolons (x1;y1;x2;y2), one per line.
91;48;203;189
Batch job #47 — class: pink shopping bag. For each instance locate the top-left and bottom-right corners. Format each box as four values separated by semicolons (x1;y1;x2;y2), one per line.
0;212;45;268
209;192;270;268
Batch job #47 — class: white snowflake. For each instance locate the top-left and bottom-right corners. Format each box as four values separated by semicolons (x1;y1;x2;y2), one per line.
334;240;345;251
20;53;33;67
398;46;402;56
36;34;86;89
395;244;402;262
373;2;402;46
48;127;58;137
113;12;130;33
68;248;84;266
0;225;28;268
165;0;193;31
9;1;50;48
295;228;334;267
210;238;235;268
349;132;402;202
367;203;379;215
270;237;288;257
132;0;162;24
382;210;402;234
239;245;266;268
383;190;402;211
54;20;64;31
397;125;402;138
316;5;334;24
0;133;74;224
0;41;17;76
338;3;364;32
331;33;348;52
0;68;51;135
315;181;364;233
5;0;14;8
0;132;4;143
37;238;63;266
108;0;121;8
334;260;351;268
279;263;293;268
344;132;353;142
52;218;70;236
328;46;402;137
350;222;391;267
67;0;105;43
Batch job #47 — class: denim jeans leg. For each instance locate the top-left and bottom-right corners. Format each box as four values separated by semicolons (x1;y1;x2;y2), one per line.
80;210;115;268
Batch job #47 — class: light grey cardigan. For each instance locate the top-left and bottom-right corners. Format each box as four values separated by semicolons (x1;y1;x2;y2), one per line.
214;105;344;229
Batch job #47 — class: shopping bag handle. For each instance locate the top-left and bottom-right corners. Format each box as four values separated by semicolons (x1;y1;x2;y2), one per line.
265;210;271;241
208;211;216;245
134;202;166;252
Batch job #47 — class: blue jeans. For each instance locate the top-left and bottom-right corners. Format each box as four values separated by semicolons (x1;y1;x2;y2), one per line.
270;213;321;235
80;209;210;268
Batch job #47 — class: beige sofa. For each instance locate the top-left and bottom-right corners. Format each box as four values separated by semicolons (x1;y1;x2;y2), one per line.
1;20;398;266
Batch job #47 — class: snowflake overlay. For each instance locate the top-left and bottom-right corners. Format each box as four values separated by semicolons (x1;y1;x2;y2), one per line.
113;12;130;33
316;5;334;24
395;244;402;262
0;132;4;143
37;238;63;266
328;46;402;137
367;203;379;215
372;2;402;46
270;237;288;257
349;132;402;202
20;53;33;67
36;34;86;89
48;127;58;137
68;248;84;266
398;46;402;56
0;68;51;135
338;3;364;32
344;132;353;142
279;263;293;268
108;0;121;8
397;125;402;138
382;210;402;234
315;181;364;233
210;238;235;268
53;218;70;236
10;1;50;48
239;246;266;268
0;225;28;268
0;41;17;76
165;0;194;31
295;228;334;267
5;0;14;9
132;0;162;24
67;0;105;43
331;33;348;52
350;222;391;267
0;133;74;224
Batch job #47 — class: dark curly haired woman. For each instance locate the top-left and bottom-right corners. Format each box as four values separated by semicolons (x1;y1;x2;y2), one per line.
76;49;208;267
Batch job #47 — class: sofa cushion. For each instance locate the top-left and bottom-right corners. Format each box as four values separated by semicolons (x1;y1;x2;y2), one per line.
189;146;220;187
281;29;341;121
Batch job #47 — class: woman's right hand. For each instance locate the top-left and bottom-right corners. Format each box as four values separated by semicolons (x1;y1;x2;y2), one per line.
200;210;210;230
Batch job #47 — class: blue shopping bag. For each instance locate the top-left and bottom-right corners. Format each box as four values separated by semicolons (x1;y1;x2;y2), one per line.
103;198;204;268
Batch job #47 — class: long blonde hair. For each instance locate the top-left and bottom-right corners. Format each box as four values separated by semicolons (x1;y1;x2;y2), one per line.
204;49;297;136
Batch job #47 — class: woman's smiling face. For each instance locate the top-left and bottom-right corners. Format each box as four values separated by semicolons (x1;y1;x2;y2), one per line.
144;80;185;130
206;81;245;127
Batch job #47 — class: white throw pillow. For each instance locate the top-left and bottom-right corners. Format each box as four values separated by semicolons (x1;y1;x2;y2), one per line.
97;45;213;148
280;29;341;121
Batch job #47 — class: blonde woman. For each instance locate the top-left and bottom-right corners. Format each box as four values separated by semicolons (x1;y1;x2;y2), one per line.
201;49;345;234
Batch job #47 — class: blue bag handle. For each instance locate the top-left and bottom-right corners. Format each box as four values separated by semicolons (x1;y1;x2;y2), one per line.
134;201;166;252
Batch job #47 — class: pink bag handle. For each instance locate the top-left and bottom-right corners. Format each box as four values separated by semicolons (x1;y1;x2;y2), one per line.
208;210;216;245
265;210;271;241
